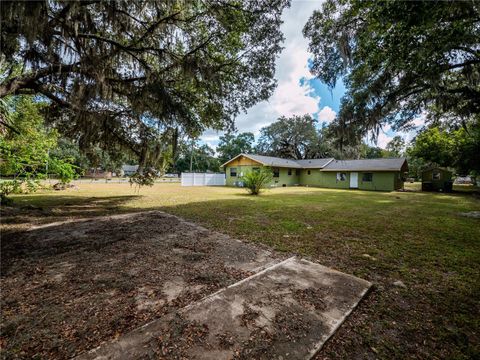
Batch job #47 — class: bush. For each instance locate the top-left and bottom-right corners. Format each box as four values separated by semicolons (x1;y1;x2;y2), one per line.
241;167;273;195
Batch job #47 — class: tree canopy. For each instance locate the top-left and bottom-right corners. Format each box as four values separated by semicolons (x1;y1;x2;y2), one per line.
0;96;77;202
304;0;480;144
407;123;480;175
216;132;254;165
1;0;289;170
255;115;332;159
173;139;220;173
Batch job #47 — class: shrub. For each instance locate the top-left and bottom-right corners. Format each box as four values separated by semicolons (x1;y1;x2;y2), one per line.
241;167;273;195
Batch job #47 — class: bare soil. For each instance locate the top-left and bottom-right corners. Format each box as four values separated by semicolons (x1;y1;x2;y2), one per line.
0;211;278;359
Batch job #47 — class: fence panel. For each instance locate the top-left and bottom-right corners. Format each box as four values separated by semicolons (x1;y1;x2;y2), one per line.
181;173;225;186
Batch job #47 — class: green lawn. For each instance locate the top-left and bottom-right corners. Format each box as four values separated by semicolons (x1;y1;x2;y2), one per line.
4;183;480;359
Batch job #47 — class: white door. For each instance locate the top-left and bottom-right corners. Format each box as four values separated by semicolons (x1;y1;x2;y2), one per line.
350;172;358;188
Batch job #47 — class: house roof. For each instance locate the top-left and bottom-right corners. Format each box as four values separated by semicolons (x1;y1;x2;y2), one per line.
242;154;304;168
321;158;408;172
221;154;333;169
222;154;407;172
295;158;335;169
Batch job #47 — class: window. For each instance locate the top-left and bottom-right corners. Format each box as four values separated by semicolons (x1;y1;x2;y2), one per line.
252;167;260;173
336;172;347;181
295;169;301;176
273;168;280;178
288;168;292;176
432;170;441;180
362;173;373;182
230;168;237;177
307;170;311;175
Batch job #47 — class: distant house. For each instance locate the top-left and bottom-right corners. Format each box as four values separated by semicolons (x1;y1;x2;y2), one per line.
221;154;408;192
121;165;139;176
421;167;453;192
85;168;112;179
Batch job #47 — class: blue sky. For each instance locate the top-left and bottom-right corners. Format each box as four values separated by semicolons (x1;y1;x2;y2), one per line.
200;0;421;151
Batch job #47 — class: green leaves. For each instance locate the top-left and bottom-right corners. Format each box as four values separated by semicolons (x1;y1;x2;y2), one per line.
0;96;78;201
407;122;480;175
1;0;290;166
256;115;332;159
217;132;254;165
304;0;480;141
241;167;273;195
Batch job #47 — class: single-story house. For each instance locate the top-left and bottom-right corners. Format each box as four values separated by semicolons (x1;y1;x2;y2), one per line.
221;154;408;191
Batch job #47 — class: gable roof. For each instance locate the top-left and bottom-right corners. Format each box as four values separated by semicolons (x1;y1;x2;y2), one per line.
321;158;408;172
222;154;407;172
242;154;303;168
221;154;333;169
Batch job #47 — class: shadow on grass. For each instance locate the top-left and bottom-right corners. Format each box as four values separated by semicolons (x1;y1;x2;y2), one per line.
1;195;142;225
1;188;479;359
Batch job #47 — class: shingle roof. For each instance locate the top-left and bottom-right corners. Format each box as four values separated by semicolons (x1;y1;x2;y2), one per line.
222;154;407;171
244;154;304;168
321;158;407;172
295;158;335;169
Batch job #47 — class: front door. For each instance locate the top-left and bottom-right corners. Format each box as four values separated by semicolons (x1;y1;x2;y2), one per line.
350;172;358;188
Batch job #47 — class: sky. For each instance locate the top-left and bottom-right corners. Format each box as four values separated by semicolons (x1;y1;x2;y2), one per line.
200;0;422;152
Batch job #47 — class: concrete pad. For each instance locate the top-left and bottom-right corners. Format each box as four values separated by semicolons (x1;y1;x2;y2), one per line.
76;257;371;360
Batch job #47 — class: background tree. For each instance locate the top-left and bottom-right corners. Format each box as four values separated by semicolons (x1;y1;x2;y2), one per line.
217;132;255;165
359;144;385;159
407;122;480;175
256;115;330;159
385;136;406;157
304;0;480;144
1;0;289;172
174;140;220;173
0;96;76;202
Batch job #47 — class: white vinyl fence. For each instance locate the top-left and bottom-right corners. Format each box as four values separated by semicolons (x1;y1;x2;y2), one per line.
181;172;226;187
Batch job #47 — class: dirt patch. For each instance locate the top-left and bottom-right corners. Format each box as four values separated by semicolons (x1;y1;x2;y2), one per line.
0;211;279;359
156;314;211;358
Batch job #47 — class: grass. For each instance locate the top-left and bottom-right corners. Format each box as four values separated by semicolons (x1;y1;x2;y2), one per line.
3;182;480;359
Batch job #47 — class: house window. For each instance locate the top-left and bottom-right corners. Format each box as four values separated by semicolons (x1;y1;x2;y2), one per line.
288;168;292;176
307;170;311;175
273;168;280;178
336;172;347;181
432;170;441;180
362;173;373;182
295;169;301;176
230;168;237;177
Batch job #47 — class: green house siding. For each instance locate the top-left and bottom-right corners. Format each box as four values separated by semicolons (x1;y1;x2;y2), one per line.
225;164;404;191
272;168;300;187
225;165;258;186
300;170;350;189
225;166;300;187
357;172;396;191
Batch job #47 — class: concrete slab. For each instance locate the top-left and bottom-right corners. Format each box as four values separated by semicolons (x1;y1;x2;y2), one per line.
76;257;371;360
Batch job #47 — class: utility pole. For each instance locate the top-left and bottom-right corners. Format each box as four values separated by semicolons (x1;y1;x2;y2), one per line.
189;138;194;172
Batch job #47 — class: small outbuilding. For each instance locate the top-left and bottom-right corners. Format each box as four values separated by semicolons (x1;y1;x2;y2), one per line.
421;167;453;192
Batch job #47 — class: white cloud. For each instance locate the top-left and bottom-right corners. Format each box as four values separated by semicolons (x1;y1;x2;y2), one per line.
200;1;331;149
230;1;324;135
317;106;336;123
377;132;394;149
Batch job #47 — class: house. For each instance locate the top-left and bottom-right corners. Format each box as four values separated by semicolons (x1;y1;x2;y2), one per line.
221;154;408;191
421;167;453;192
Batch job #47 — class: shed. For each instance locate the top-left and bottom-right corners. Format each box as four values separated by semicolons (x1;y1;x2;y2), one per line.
421;167;453;192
